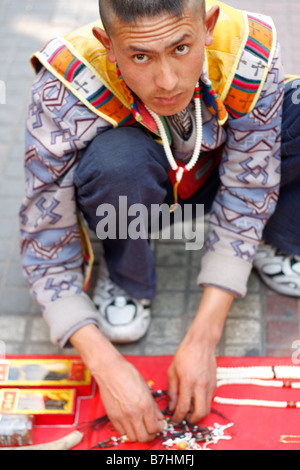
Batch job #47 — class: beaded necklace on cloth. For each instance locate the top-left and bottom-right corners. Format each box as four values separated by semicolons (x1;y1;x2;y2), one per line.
214;366;300;409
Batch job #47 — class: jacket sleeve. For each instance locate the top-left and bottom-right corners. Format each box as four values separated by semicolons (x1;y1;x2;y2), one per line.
198;42;285;297
20;68;111;346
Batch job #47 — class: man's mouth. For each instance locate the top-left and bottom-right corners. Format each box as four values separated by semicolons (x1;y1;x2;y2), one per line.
154;93;182;106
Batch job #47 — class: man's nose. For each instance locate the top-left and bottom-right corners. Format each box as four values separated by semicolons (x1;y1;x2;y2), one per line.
154;59;179;91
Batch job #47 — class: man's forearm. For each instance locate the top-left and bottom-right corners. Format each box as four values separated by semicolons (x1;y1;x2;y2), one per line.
186;286;234;347
167;286;234;423
69;323;123;376
70;323;165;442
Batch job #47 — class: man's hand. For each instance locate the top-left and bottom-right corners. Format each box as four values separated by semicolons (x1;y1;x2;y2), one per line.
167;286;234;424
167;335;217;423
94;354;165;442
70;324;164;442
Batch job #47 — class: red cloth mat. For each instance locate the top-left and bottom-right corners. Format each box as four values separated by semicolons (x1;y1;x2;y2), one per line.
12;356;300;450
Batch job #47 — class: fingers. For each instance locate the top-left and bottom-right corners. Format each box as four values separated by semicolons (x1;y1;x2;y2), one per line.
172;381;192;424
137;400;165;442
167;368;179;412
115;398;165;443
121;421;137;444
110;419;126;439
144;404;165;436
172;379;215;425
188;386;211;423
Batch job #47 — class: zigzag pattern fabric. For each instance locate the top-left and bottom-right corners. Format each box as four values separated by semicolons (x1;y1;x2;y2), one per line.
224;13;276;118
36;38;136;127
199;41;284;294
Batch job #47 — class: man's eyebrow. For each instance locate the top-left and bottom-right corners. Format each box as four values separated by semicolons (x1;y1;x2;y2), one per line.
127;34;193;53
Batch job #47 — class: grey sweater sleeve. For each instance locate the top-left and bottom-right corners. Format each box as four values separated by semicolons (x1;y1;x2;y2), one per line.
198;42;285;297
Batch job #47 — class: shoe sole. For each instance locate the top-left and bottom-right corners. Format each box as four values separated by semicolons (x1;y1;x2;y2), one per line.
98;311;151;344
255;269;300;298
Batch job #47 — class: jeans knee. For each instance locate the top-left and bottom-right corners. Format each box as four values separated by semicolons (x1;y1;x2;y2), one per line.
74;127;170;205
77;127;160;185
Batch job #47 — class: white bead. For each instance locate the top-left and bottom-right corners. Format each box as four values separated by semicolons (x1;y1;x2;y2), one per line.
217;367;274;379
214;397;288;408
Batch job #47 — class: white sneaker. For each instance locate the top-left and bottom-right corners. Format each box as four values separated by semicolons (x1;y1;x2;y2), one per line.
253;242;300;297
93;255;151;343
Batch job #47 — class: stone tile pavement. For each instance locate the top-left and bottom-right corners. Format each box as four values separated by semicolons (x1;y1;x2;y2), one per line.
0;0;300;361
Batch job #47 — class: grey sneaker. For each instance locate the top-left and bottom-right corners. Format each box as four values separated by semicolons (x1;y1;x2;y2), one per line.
253;242;300;297
93;255;151;343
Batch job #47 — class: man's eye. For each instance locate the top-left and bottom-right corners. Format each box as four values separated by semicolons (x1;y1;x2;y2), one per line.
133;54;149;63
175;45;190;55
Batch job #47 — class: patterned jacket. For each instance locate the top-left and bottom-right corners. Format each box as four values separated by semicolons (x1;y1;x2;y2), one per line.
20;0;285;346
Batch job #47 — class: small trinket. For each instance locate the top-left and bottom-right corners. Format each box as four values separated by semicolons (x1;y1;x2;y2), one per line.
175;441;188;450
0;414;34;447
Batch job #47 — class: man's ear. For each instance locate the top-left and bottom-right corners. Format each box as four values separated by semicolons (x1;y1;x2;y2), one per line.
204;5;220;47
93;26;117;63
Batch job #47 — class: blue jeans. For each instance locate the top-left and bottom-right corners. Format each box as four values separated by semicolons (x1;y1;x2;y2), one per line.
263;80;300;254
74;81;300;300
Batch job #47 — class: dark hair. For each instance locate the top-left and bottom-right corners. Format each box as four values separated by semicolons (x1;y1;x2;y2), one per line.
99;0;205;34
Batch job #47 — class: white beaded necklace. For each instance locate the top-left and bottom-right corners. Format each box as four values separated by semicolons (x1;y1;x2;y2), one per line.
217;366;300;380
214;366;300;409
146;82;202;208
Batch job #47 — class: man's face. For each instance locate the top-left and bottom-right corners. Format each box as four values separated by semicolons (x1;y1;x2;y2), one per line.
95;6;219;116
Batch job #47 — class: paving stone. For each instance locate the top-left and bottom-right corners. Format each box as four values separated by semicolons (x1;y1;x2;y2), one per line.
144;342;179;356
247;271;261;293
228;294;262;320
152;291;185;318
224;318;262;346
156;265;188;292
4;159;26;179
155;242;188;267
0;198;21;218
224;345;263;357
188;267;203;291
0;241;12;262
146;317;185;344
187;292;204;317
0;315;26;341
23;343;62;355
29;316;53;342
266;291;299;319
114;342;144;357
0;218;18;239
0;286;32;314
267;321;300;347
0;178;25;198
0;262;5;282
5;262;27;287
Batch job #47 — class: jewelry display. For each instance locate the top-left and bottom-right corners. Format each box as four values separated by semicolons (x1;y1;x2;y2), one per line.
214;366;300;409
84;385;233;450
